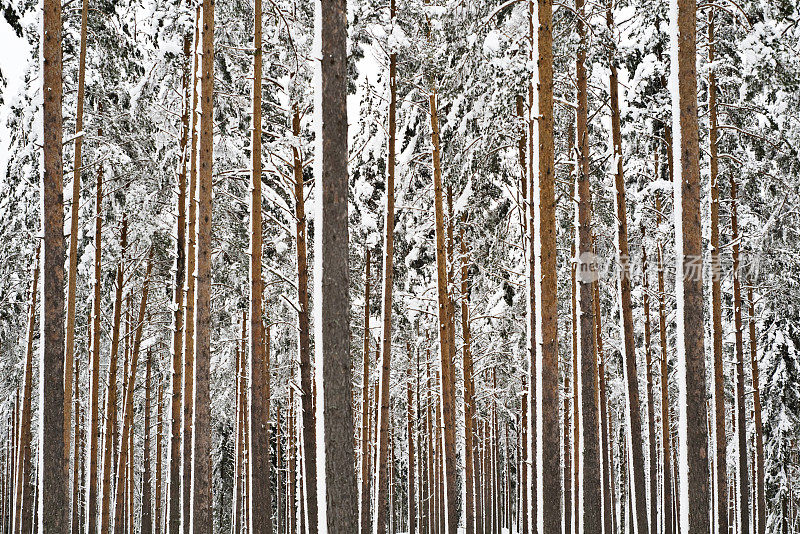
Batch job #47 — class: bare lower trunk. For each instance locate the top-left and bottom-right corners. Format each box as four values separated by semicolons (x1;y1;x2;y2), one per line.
314;0;358;528
670;0;711;529
748;285;765;534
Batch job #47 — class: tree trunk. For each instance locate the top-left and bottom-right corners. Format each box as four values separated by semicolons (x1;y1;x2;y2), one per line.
232;312;245;534
460;224;476;534
142;352;153;534
428;90;459;534
86;141;103;534
41;0;69;525
288;389;296;534
113;253;153;534
595;282;613;534
101;217;127;534
374;3;398;526
576;0;601;529
670;0;711;529
314;0;358;528
607;8;649;533
248;0;273;529
707;14;729;534
182;11;200;534
15;251;39;534
64;0;89;467
729;169;750;534
407;362;416;534
748;284;766;534
71;351;81;534
641;230;658;532
192;0;214;529
291;100;318;534
533;2;559;531
360;251;371;534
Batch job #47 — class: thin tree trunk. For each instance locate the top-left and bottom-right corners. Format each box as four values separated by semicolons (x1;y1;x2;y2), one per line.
113;254;153;534
182;11;200;534
428;90;459;534
41;0;68;523
641;231;658;532
607;7;649;532
15;251;39;534
248;0;273;528
670;0;712;529
232;312;245;534
407;362;416;534
155;384;163;534
596;287;613;534
360;251;371;534
576;0;601;529
748;284;766;534
142;351;153;534
706;14;729;534
375;2;398;526
288;389;296;534
101;218;127;534
314;0;358;528
71;352;81;534
730;168;751;534
460;224;476;534
192;0;215;528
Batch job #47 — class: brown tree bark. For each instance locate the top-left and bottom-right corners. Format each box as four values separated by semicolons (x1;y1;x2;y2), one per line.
428;90;459;534
460;224;476;534
248;0;273;528
288;389;296;534
576;0;601;529
707;14;729;534
407;362;416;534
607;8;649;532
71;350;81;534
360;251;371;534
192;0;214;529
101;217;127;534
291;102;318;534
86;156;103;534
155;383;164;534
232;312;245;534
748;284;765;534
670;0;711;529
730;169;750;534
15;251;39;534
64;0;89;465
113;254;153;534
595;279;613;534
374;2;398;526
533;2;559;529
41;0;69;525
314;0;358;528
142;351;153;534
641;229;658;532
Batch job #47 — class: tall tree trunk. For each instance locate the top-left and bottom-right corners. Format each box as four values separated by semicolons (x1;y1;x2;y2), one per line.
288;390;296;534
182;11;200;534
568;129;579;534
86;157;103;534
360;251;371;534
15;251;39;534
101;218;127;534
670;0;711;530
533;2;559;531
291;101;318;534
576;0;601;530
460;224;476;534
113;254;153;534
729;169;750;534
374;2;398;526
314;0;358;528
232;312;245;534
155;384;163;534
407;363;416;534
142;351;153;534
192;0;214;529
607;7;649;533
41;0;69;524
748;284;765;534
71;351;81;534
706;14;729;534
64;0;89;466
641;230;658;532
428;90;459;534
248;0;273;529
595;279;613;534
